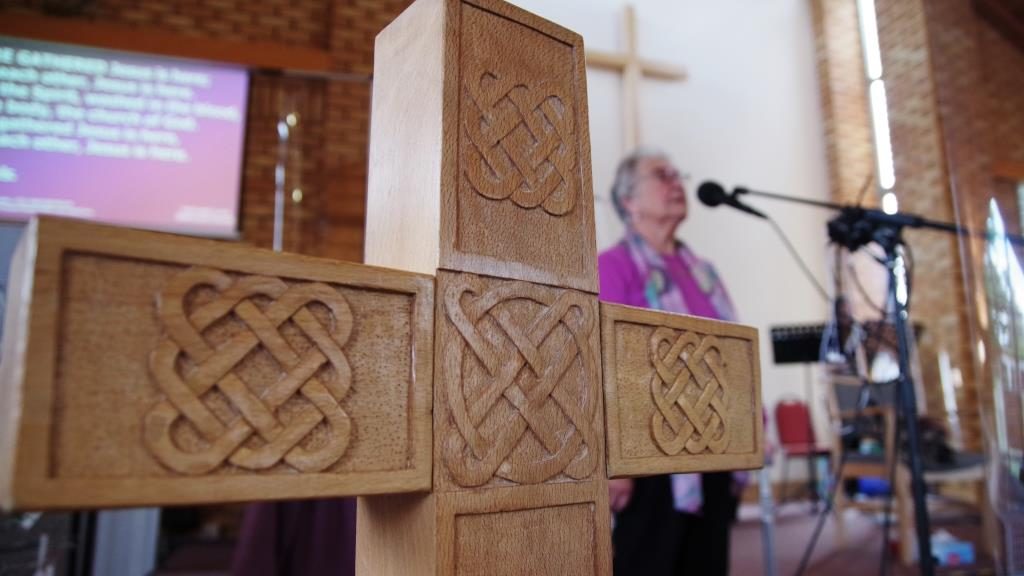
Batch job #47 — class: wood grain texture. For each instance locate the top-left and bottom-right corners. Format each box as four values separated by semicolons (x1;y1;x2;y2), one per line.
364;0;446;278
0;217;433;510
358;481;611;576
357;493;439;576
364;0;598;293
435;270;603;491
600;303;763;478
0;3;762;575
438;481;611;576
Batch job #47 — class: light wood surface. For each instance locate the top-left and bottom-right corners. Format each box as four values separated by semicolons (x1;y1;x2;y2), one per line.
435;270;604;491
0;1;762;573
364;0;598;293
0;12;333;73
600;303;763;477
357;481;612;576
364;0;447;278
356;493;439;576
584;5;687;151
437;481;611;576
0;217;434;509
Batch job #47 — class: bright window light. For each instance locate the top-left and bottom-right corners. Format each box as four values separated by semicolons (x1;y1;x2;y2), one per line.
870;79;896;190
882;191;899;214
858;0;884;80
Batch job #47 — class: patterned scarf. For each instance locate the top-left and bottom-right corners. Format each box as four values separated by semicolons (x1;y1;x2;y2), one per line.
623;232;737;321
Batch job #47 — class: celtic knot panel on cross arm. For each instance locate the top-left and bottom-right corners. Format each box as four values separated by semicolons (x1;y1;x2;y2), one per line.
462;69;578;216
144;267;354;475
649;328;730;456
442;275;599;487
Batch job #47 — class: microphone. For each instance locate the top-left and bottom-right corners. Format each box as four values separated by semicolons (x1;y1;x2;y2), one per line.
697;181;767;219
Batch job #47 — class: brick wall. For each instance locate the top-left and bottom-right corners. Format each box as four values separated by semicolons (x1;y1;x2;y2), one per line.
4;0;330;46
809;0;1024;451
981;19;1024;167
873;0;978;438
820;0;1024;451
923;0;1024;453
811;0;875;208
3;0;414;262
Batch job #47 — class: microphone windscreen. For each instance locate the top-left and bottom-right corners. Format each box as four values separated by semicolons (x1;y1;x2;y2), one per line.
697;181;728;207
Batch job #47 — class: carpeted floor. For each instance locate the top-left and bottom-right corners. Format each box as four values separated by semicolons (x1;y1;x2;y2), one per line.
155;501;991;575
731;502;991;576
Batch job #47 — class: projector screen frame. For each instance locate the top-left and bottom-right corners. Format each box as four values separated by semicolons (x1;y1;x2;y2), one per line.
0;35;253;240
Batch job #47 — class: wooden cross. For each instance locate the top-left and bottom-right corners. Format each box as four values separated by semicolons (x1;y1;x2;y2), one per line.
586;5;687;151
0;0;761;573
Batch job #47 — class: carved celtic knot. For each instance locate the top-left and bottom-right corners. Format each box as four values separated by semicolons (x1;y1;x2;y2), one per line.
649;328;730;456
443;276;599;487
144;267;354;475
462;69;577;216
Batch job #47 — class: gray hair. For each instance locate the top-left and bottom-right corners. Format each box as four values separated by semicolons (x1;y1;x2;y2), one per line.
609;147;669;223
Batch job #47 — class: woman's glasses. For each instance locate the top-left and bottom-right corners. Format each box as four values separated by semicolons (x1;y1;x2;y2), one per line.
636;165;690;185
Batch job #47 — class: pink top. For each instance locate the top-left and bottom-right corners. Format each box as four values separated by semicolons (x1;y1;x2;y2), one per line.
598;243;723;319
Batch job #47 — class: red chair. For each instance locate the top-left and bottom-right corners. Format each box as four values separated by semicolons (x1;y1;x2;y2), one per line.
775;398;831;504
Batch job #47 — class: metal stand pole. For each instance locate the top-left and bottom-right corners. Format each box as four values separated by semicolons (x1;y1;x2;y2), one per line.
759;464;778;576
883;240;934;576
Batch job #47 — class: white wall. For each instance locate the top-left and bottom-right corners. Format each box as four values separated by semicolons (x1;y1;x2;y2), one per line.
511;0;835;479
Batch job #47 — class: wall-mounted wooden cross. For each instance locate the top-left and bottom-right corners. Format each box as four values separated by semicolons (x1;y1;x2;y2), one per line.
585;4;688;151
0;0;761;573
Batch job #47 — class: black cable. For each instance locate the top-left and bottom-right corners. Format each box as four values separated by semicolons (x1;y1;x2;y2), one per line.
794;376;880;576
796;329;912;576
766;217;830;302
855;174;874;208
793;450;849;576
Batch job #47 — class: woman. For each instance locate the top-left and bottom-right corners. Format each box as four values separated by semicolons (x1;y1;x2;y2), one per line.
599;149;741;576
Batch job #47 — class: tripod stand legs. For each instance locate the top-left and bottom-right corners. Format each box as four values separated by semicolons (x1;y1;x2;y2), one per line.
896;465;915;565
832;487;847;547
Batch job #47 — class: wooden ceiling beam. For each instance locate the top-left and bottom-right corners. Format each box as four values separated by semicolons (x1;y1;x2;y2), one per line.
0;12;333;72
974;0;1024;55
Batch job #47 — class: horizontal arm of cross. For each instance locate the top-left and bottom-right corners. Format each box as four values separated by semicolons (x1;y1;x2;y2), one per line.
0;217;761;511
585;51;687;81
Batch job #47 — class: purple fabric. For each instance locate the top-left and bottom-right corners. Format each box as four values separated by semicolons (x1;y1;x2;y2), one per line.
231;499;356;576
663;251;721;319
598;243;649;308
598;243;723;319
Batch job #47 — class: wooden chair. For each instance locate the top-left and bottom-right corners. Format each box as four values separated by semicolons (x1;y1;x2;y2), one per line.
827;375;994;566
774;398;831;505
826;374;899;546
893;438;990;565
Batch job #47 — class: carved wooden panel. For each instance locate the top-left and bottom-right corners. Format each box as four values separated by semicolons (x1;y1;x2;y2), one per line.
0;218;433;509
357;481;612;576
461;34;577;217
364;0;598;293
448;0;596;291
437;482;611;576
146;267;356;475
435;271;602;491
600;303;763;478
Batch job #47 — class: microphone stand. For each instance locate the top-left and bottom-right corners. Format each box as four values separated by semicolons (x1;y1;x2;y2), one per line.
731;186;1024;576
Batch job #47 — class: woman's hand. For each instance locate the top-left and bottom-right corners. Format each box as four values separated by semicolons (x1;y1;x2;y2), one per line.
608;478;634;513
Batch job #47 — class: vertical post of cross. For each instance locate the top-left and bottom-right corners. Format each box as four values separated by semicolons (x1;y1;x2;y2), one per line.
360;0;608;573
